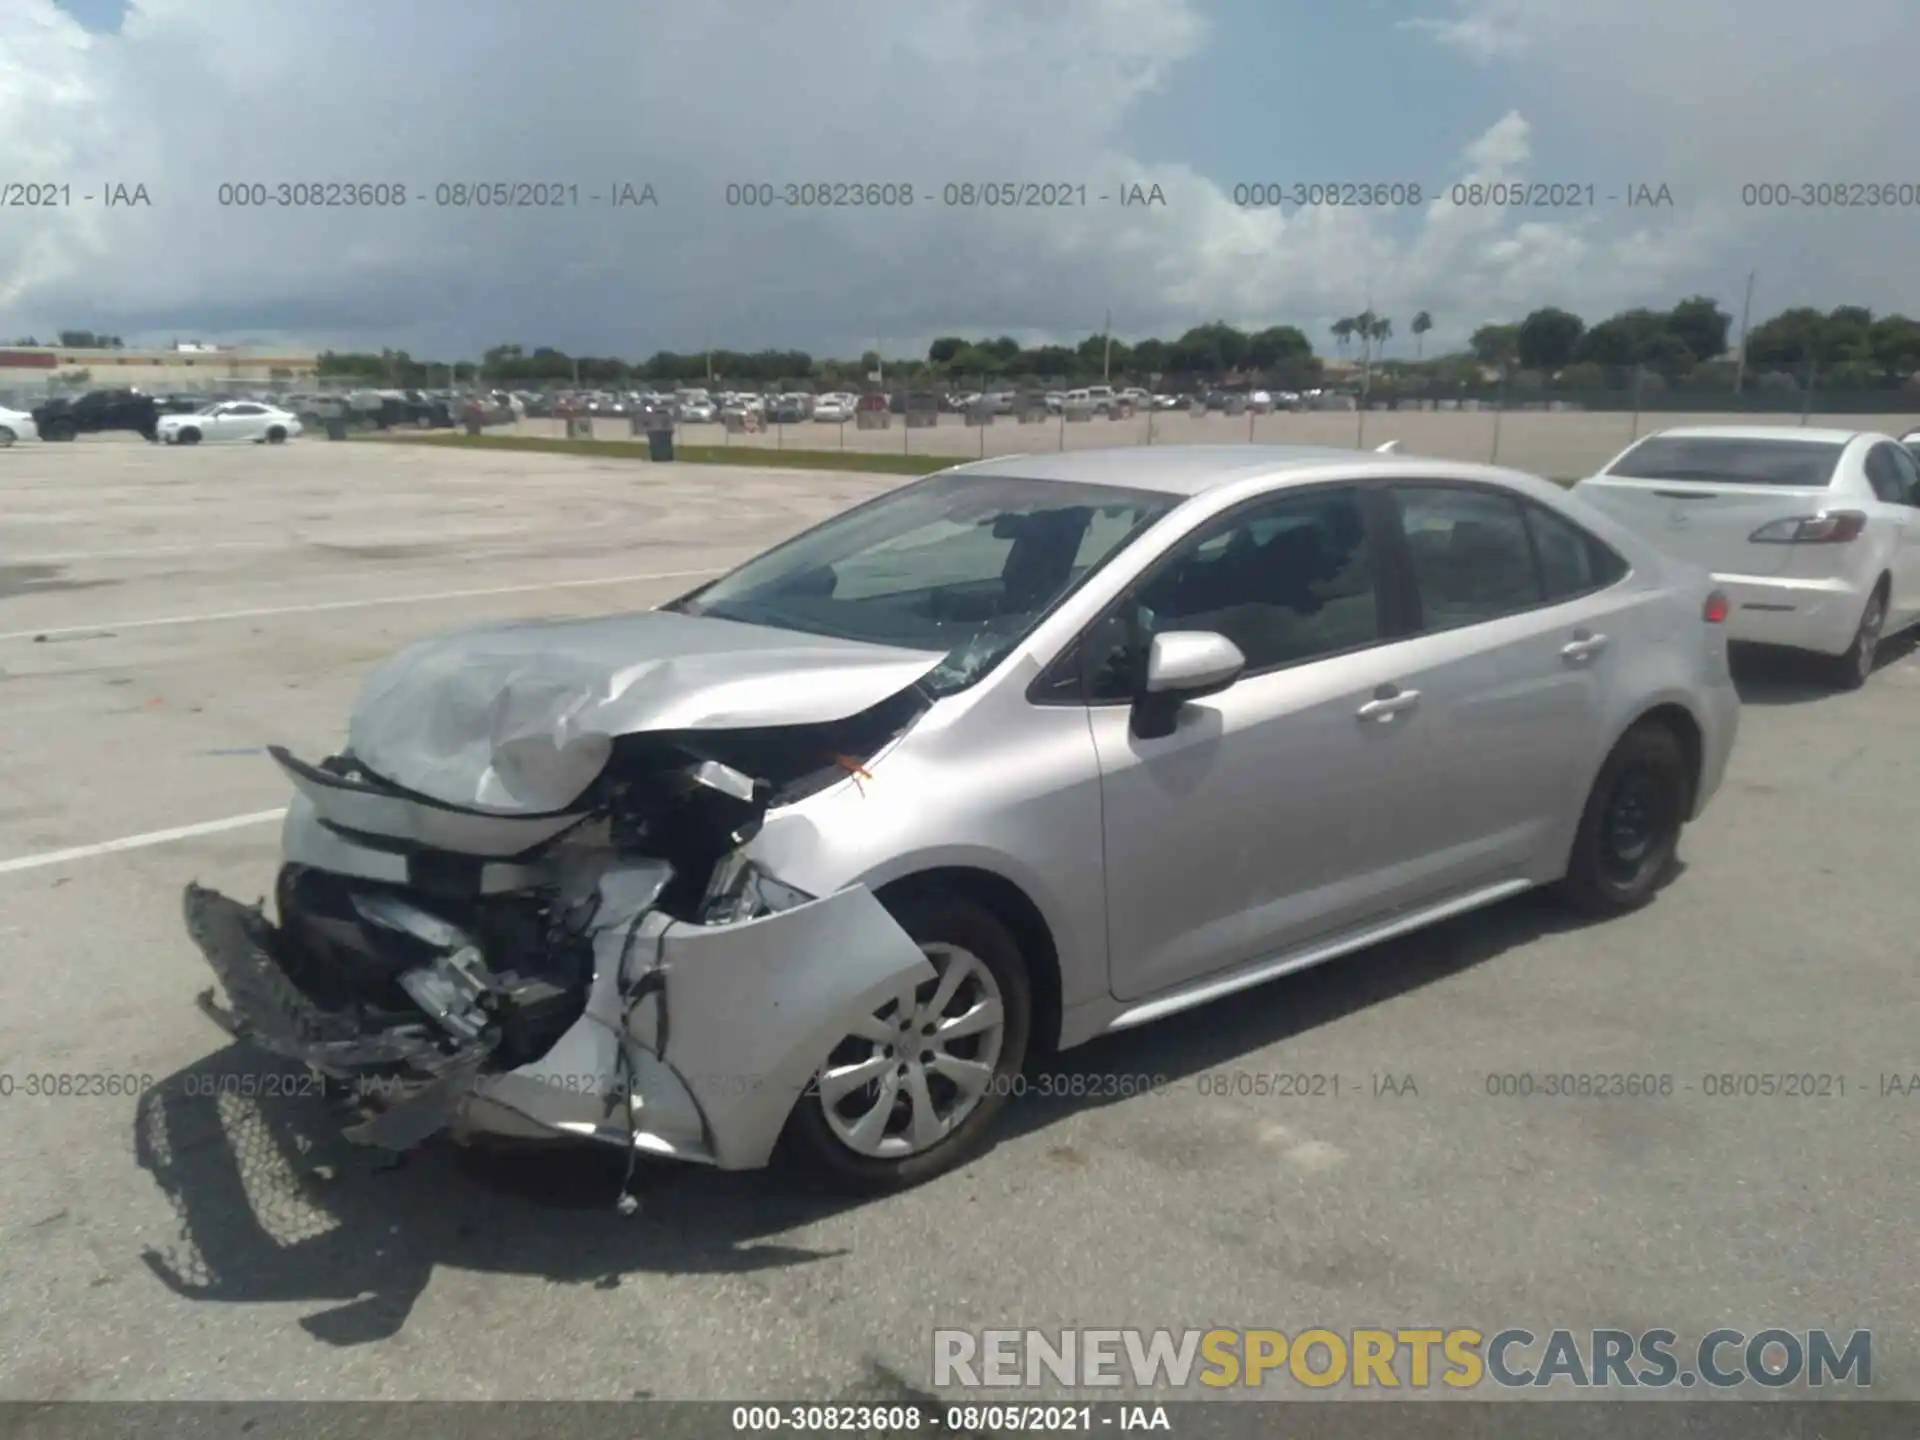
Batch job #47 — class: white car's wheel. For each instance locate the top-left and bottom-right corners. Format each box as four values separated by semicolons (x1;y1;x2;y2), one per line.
176;427;201;445
0;426;14;448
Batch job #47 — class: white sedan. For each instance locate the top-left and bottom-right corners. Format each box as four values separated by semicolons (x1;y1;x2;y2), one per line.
0;405;38;445
1575;425;1920;689
158;401;303;445
812;394;854;423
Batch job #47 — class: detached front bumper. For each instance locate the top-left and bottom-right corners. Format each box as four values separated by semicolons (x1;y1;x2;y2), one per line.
183;859;933;1171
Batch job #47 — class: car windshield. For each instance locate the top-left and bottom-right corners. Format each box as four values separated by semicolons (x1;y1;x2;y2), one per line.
666;472;1177;696
1604;435;1844;486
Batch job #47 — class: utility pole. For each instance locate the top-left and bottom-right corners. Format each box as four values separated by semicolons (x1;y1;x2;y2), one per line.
1732;269;1756;397
1103;309;1113;383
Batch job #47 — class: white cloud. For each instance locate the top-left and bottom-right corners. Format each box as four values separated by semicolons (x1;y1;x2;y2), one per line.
0;0;1914;359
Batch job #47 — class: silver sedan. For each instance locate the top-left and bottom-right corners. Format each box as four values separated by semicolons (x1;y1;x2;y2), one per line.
182;445;1739;1193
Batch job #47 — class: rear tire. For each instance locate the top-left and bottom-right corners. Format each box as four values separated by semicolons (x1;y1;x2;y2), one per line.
785;890;1031;1194
0;426;13;447
1555;722;1689;917
1825;583;1886;692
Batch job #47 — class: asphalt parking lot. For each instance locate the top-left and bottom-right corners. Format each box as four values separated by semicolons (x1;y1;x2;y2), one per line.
1;437;1916;1402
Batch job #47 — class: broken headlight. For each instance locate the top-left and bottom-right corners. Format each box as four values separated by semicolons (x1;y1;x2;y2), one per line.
698;852;815;926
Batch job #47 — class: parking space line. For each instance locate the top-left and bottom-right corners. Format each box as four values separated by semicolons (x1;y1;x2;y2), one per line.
0;809;288;876
0;567;726;642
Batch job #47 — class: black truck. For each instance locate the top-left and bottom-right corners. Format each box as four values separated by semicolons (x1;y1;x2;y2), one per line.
32;389;161;441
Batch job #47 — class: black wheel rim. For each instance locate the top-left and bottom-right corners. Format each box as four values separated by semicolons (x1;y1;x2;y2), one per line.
1599;765;1670;884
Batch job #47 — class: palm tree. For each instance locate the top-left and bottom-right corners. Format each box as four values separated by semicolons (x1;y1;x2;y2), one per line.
1331;318;1354;358
1371;318;1393;358
1411;310;1433;358
1352;310;1379;363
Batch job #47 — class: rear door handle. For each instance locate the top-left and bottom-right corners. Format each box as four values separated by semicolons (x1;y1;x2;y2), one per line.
1356;688;1420;721
1562;633;1609;663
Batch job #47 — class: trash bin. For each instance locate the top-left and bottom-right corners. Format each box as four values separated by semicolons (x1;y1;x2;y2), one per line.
325;417;349;441
648;425;674;461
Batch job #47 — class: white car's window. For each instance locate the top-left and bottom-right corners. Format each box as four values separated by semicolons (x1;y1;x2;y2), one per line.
1392;484;1541;631
1885;443;1920;505
1863;443;1908;504
1605;435;1843;486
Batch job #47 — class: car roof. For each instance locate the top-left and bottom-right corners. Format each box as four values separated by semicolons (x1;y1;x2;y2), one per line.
953;444;1497;497
1640;424;1868;445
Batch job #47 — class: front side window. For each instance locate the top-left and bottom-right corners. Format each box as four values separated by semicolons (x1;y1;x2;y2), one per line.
1084;486;1379;701
667;472;1176;697
1391;484;1542;630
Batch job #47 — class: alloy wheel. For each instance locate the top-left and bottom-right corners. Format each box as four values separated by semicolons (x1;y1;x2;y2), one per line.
817;943;1006;1159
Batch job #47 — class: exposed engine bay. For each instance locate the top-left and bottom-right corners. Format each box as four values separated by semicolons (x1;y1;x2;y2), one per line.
182;677;938;1179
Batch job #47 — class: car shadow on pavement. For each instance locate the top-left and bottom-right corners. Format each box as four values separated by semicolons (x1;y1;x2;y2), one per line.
1730;633;1918;705
994;885;1600;1145
133;1045;859;1346
130;886;1620;1346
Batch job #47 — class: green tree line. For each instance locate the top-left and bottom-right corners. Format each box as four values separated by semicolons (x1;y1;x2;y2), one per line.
310;295;1920;391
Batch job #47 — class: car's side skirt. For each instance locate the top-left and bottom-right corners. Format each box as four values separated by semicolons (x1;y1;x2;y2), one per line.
1056;876;1536;1049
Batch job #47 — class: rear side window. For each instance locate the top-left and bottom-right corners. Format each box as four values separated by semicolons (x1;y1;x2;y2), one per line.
1390;485;1541;630
1864;443;1911;503
1524;502;1629;600
1604;435;1843;487
1888;444;1920;505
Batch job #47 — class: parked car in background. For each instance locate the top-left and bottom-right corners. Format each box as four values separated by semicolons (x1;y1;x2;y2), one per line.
812;394;855;423
0;403;39;444
1152;394;1180;410
157;400;303;445
1045;391;1066;413
769;393;813;424
1574;426;1920;690
32;389;161;442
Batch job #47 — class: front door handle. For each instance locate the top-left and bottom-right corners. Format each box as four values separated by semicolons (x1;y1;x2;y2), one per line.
1356;688;1420;722
1562;632;1609;663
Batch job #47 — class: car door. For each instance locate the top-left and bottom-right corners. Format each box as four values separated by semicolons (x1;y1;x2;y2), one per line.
1082;482;1431;1003
1359;482;1617;903
226;402;271;440
1864;442;1920;625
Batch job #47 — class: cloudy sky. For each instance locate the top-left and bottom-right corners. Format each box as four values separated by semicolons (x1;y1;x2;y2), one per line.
2;0;1915;362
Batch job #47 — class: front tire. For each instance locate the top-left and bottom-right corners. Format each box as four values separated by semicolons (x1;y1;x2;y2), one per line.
1826;583;1886;692
0;426;13;447
266;426;287;443
177;427;201;445
1555;722;1689;916
786;890;1031;1193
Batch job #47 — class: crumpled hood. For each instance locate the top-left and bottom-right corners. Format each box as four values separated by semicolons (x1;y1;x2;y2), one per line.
346;609;946;813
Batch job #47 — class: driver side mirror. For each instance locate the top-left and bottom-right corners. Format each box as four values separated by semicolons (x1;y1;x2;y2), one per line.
1133;630;1246;739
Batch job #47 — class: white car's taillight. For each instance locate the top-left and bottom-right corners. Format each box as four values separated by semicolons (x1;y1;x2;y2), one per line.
1748;511;1867;544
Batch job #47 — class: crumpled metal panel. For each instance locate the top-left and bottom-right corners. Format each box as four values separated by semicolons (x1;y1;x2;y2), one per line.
656;884;934;1170
345;609;947;813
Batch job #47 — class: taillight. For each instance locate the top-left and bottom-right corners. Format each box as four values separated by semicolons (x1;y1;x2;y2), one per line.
1703;589;1730;623
1748;511;1867;544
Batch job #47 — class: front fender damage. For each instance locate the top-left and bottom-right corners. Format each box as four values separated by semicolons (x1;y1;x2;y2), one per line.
182;864;932;1172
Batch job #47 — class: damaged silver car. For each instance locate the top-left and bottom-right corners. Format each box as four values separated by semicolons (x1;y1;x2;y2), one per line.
185;446;1738;1191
